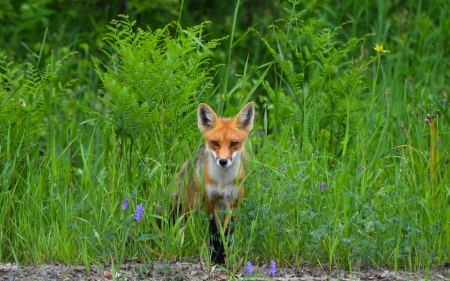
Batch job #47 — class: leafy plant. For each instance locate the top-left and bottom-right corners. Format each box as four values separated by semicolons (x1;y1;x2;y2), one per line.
258;9;373;156
94;16;222;141
0;53;70;189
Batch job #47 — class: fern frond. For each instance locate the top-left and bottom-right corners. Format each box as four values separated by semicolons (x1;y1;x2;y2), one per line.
0;53;70;173
94;17;223;158
258;11;372;154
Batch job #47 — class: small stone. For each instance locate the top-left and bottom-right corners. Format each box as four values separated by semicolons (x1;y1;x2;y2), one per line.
73;266;84;273
103;270;112;278
380;271;391;279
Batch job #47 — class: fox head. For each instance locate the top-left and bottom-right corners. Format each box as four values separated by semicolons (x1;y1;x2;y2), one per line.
198;102;254;168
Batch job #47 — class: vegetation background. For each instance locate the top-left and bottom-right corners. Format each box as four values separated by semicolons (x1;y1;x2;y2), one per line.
1;0;449;277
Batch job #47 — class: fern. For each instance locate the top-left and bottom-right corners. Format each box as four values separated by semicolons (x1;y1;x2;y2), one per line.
0;53;70;186
94;16;222;148
259;12;374;155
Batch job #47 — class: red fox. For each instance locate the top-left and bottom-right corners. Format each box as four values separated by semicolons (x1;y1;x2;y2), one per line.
176;102;254;260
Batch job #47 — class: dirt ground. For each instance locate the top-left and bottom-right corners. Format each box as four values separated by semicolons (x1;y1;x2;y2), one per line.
1;260;449;281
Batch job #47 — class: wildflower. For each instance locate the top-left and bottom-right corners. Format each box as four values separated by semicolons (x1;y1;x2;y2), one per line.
320;182;326;192
171;192;177;197
135;203;144;222
374;43;390;53
357;166;365;172
246;262;253;276
122;198;129;210
269;260;276;276
261;265;266;274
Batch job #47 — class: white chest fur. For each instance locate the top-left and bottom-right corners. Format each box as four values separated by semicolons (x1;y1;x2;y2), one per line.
205;182;241;222
206;183;241;204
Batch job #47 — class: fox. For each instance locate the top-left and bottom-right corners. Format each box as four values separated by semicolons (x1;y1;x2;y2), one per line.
175;102;254;261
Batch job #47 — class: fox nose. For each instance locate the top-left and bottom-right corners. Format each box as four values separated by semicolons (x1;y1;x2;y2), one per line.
219;159;228;166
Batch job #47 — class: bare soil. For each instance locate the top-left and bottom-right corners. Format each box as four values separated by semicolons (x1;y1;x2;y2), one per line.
1;260;449;281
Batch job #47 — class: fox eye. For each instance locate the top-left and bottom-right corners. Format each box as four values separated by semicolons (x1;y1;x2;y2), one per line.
211;141;219;147
230;142;238;147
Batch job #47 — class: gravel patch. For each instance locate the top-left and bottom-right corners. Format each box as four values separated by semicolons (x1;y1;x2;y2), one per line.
1;261;449;280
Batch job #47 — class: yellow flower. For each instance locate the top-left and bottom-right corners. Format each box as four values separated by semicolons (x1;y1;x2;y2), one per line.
374;43;390;53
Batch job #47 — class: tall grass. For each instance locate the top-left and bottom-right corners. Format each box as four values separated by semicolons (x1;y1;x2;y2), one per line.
0;0;449;276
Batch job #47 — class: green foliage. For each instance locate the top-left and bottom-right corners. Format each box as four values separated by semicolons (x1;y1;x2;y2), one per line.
0;53;69;187
259;11;373;155
0;0;449;274
94;16;222;145
238;117;449;270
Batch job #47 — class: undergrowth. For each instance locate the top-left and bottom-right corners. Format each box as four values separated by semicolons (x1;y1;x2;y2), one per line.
0;0;449;276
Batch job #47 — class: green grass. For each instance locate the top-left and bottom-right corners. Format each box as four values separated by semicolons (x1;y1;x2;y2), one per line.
0;0;449;277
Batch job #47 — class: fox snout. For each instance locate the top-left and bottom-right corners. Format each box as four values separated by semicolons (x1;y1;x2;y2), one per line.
218;158;229;167
214;149;242;168
210;151;234;167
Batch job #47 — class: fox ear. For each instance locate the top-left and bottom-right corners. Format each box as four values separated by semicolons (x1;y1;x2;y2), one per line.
235;102;254;132
198;103;218;132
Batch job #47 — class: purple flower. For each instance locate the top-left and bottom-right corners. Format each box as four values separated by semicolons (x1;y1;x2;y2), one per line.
262;265;266;274
135;203;144;222
246;262;253;276
269;260;276;276
357;166;365;172
320;182;326;192
122;198;129;210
